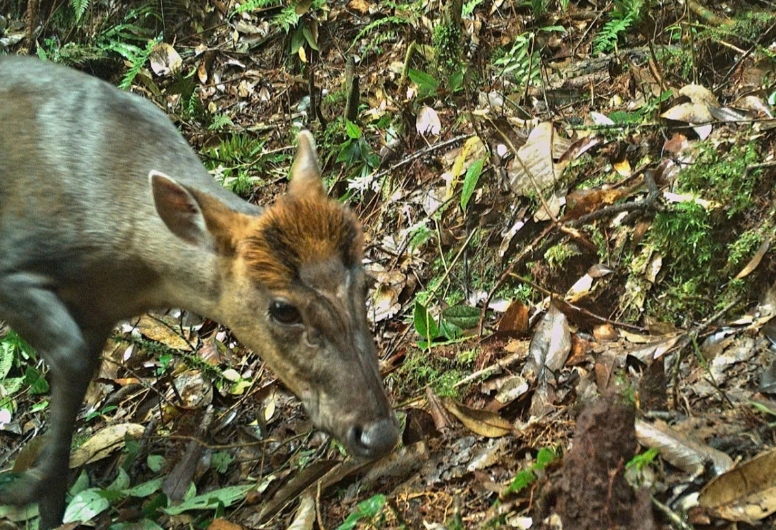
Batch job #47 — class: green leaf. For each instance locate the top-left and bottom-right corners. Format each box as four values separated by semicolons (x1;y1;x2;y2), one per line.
147;454;165;473
413;301;439;340
162;484;253;515
0;341;13;380
24;367;49;395
536;447;557;468
336;494;386;530
71;0;90;21
70;470;90;496
291;24;306;53
108;468;131;491
63;489;111;524
345;120;362;139
125;477;164;498
442;305;481;330
110;519;165;530
407;69;438;96
302;24;319;51
461;157;485;211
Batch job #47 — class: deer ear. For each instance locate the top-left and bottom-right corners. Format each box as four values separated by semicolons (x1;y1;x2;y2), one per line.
149;170;212;247
288;130;325;200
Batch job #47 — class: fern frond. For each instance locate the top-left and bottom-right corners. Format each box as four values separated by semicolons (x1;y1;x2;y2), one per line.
71;0;90;21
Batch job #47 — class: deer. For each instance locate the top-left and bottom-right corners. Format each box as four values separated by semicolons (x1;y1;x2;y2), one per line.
0;55;399;528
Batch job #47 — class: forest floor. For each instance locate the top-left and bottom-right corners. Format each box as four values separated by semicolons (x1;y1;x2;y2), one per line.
3;0;776;529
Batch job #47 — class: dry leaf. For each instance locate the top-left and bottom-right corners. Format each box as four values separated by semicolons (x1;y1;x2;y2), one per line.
150;42;182;76
508;122;567;197
524;302;571;381
208;518;243;530
70;423;145;468
735;237;770;279
134;315;192;351
416;105;441;136
497;300;529;333
441;397;513;438
287;494;316;530
635;419;733;475
699;447;776;522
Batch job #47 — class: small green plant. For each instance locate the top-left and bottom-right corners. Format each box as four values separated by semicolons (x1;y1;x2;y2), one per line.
236;0;327;59
650;201;716;275
335;121;379;179
432;10;463;79
506;447;558;494
544;242;580;271
407;69;440;99
727;229;764;269
203;134;270;196
679;142;761;218
413;300;481;350
84;405;118;423
461;157;485;212
626;448;659;471
492;30;551;89
593;0;646;55
336;494;387;530
0;331;41;415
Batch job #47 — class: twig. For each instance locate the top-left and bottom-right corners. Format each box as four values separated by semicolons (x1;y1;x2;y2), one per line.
370;134;474;182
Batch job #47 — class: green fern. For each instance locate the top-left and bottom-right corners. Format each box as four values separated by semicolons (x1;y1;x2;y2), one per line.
234;0;280;15
110;38;158;89
593;0;645;55
71;0;90;21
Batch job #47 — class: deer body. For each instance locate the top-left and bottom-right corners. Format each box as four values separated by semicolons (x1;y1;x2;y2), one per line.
0;56;398;528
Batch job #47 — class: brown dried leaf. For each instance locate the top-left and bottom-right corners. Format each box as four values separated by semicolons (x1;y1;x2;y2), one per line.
70;423;145;468
699;447;776;523
441;397;513;438
134;315;192;351
287;494;316;530
497;300;529;333
735;237;770;279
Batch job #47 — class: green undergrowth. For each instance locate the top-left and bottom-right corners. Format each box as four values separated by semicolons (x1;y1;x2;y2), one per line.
638;141;770;324
393;346;478;398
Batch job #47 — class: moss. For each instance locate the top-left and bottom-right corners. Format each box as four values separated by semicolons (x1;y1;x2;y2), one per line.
397;344;476;398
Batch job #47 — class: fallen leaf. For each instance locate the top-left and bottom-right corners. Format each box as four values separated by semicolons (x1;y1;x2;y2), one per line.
70;423;145;468
416;105;441;136
635;419;733;475
287;494;316;530
699;447;776;522
441;397;513;438
735;237;770;279
150;42;182;76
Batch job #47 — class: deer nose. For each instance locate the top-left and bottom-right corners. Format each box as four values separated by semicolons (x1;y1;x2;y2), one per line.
347;418;399;459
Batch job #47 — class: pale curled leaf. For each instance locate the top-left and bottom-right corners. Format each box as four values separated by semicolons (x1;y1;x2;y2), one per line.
508;122;567;197
416;105;441;136
287;494;316;530
441;397;513;438
524;302;571;382
70;423;145;468
635;419;733;476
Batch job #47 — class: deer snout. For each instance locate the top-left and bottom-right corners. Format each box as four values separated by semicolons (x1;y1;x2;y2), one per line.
346;417;399;459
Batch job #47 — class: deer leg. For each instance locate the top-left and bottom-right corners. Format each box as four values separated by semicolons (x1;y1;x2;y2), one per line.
0;272;107;529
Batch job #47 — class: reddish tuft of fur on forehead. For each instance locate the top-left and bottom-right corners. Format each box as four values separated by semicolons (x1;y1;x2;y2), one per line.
240;196;364;290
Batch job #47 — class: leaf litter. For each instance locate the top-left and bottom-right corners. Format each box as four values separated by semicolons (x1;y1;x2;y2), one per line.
3;1;776;529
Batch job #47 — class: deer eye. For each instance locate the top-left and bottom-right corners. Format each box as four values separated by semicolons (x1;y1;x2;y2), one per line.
269;301;302;325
